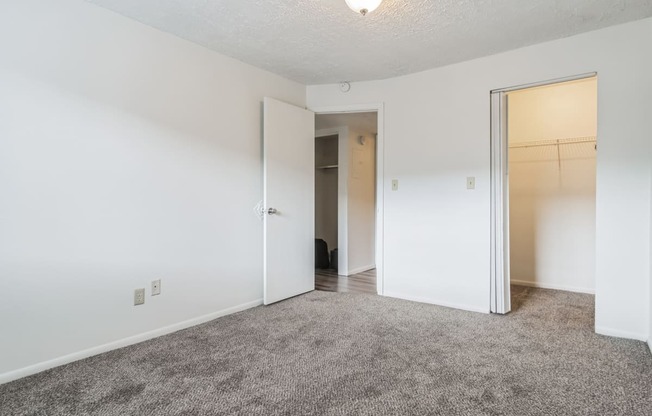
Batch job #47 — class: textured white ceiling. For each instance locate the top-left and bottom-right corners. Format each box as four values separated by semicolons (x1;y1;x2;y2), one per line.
88;0;652;84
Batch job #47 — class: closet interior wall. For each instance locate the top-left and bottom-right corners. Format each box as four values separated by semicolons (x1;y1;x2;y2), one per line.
315;135;339;256
508;78;597;294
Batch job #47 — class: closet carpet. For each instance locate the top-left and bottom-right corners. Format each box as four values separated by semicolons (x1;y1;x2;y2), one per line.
2;287;651;415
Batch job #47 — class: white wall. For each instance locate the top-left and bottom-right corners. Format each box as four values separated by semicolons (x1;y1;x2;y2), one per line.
346;130;376;274
0;0;305;381
307;18;652;337
508;79;597;293
508;79;598;143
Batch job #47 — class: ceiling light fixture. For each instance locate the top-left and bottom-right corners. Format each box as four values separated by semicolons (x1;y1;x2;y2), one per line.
345;0;383;16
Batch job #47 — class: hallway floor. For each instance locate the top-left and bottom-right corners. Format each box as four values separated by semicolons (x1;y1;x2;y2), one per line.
315;268;376;294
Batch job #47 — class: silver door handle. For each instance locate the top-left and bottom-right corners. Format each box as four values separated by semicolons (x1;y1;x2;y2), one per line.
267;208;278;215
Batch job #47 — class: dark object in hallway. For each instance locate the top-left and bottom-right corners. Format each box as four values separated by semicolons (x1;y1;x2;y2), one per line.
330;248;338;271
315;238;329;269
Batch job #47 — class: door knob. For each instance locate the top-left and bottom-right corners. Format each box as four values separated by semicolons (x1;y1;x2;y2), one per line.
267;208;278;215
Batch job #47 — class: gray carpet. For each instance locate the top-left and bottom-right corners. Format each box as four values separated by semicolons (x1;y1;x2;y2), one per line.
1;287;651;415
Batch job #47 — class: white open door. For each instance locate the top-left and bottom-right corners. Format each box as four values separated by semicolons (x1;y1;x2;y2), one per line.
263;97;315;305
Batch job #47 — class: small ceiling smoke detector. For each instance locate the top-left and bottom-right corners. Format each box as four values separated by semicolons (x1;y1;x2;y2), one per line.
345;0;383;16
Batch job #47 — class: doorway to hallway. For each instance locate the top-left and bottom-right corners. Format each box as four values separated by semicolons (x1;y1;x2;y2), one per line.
313;111;379;295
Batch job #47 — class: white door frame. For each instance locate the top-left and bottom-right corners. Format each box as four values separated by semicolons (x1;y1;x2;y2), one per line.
489;72;597;314
310;103;385;296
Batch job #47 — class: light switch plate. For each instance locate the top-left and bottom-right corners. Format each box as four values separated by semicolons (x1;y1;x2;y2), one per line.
392;179;399;191
467;177;475;190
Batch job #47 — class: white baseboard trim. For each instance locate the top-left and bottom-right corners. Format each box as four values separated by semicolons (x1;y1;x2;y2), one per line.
344;264;376;276
511;279;595;295
0;298;263;385
595;325;647;342
383;291;489;314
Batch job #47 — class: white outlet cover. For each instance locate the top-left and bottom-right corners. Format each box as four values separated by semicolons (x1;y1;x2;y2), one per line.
152;279;161;296
134;288;145;305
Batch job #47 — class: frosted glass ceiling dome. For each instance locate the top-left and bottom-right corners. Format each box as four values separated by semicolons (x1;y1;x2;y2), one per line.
345;0;383;16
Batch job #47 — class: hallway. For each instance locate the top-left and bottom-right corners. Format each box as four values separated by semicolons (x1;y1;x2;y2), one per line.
315;268;376;294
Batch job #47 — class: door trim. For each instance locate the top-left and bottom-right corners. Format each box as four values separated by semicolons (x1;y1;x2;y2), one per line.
310;103;385;296
491;72;597;93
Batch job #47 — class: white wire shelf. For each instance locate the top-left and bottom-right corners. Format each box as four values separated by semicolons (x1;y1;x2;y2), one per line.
509;136;596;149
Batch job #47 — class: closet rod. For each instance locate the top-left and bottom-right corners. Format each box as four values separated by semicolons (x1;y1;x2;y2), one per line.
509;136;596;149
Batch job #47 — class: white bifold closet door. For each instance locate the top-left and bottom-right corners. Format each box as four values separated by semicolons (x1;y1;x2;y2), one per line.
490;91;511;314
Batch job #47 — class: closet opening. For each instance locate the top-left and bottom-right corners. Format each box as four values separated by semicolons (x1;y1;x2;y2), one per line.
490;74;598;313
313;112;378;294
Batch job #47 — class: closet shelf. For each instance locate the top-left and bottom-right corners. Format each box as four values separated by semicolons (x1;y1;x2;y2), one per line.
509;136;596;149
316;165;338;169
509;136;597;170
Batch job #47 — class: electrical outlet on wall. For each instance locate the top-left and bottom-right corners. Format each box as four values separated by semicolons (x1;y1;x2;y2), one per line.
134;288;145;306
466;176;476;190
152;279;161;296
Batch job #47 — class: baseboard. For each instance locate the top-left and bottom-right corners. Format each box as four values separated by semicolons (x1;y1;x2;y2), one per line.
595;325;648;342
383;291;489;314
345;264;375;276
0;298;263;385
510;279;595;295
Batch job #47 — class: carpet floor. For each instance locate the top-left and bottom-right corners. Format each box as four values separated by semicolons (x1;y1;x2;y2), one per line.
1;287;651;415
